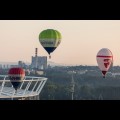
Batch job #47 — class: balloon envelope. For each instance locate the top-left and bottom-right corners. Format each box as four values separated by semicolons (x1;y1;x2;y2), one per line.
39;29;62;57
8;68;25;90
96;48;113;78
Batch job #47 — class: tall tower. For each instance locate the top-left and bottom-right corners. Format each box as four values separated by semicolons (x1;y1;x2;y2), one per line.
35;48;38;57
71;72;75;100
35;48;38;74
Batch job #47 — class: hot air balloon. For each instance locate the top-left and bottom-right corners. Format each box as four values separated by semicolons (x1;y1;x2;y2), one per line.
96;48;113;78
8;68;25;91
39;29;62;59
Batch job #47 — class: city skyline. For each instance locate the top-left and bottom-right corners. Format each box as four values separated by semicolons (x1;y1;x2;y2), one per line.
0;20;120;66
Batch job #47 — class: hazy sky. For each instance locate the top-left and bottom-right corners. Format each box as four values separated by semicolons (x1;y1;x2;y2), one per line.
0;20;120;65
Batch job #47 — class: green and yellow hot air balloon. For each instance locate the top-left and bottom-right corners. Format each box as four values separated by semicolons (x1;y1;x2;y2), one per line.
39;29;62;58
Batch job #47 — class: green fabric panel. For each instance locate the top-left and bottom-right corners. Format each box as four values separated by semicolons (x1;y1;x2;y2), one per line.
39;29;62;39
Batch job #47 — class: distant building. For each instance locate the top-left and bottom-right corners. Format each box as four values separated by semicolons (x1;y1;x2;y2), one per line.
6;64;8;69
3;65;5;69
18;61;23;67
31;56;47;70
0;64;2;69
18;61;28;69
10;65;19;68
31;48;47;70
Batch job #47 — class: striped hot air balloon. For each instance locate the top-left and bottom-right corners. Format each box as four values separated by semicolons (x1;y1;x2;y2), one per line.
8;68;25;91
96;48;113;78
39;29;62;58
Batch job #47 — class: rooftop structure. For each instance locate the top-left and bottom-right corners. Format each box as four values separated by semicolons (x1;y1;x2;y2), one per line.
0;75;47;100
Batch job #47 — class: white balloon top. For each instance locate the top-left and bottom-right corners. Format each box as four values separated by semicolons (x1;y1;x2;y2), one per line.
97;48;113;56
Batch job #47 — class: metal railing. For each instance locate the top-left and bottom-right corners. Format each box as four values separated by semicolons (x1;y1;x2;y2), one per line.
0;75;47;99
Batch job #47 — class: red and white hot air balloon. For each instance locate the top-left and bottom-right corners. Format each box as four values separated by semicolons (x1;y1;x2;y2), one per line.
96;48;113;78
8;67;25;91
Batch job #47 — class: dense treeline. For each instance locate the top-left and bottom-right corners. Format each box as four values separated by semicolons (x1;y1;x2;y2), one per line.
40;66;120;100
1;65;120;100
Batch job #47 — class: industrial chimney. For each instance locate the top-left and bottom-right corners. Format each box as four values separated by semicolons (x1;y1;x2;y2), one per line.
35;48;38;57
35;48;38;74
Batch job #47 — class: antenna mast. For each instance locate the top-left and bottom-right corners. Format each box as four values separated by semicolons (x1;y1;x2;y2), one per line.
71;72;75;100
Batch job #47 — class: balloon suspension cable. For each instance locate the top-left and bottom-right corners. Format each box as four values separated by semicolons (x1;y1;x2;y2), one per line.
49;55;51;59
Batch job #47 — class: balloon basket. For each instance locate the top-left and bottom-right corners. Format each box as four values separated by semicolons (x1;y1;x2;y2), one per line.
103;76;105;78
49;55;51;59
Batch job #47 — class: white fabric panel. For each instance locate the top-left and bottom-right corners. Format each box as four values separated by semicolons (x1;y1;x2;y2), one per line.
96;48;113;71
